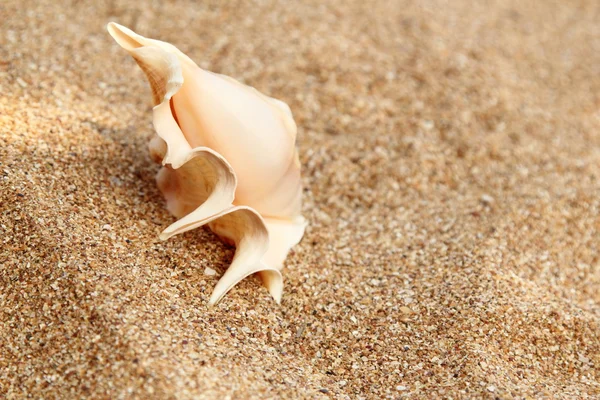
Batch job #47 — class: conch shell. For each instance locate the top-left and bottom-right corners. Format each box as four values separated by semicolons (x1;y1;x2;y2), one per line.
107;23;306;305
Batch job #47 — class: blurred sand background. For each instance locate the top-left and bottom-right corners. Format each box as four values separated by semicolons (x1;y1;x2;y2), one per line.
1;0;599;398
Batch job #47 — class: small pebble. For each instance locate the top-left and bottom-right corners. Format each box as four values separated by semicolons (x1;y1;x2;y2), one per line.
480;194;495;205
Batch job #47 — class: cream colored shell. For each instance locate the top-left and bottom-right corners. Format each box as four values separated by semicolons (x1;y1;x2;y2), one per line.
107;23;306;304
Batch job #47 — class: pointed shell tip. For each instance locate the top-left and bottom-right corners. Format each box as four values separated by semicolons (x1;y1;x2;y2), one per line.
158;231;171;241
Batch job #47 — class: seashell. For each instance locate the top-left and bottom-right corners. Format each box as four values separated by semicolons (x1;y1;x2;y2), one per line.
107;23;306;305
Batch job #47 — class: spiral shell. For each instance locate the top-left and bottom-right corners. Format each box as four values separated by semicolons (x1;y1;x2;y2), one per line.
107;23;306;304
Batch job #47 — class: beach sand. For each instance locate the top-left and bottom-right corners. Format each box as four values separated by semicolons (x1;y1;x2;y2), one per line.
1;0;599;398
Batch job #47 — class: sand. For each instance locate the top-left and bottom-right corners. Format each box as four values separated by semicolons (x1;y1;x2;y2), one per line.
1;0;599;398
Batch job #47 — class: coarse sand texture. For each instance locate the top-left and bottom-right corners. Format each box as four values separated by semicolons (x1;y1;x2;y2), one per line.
1;0;599;398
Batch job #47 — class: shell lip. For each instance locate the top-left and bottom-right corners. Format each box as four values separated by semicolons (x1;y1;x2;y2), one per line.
208;266;283;306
